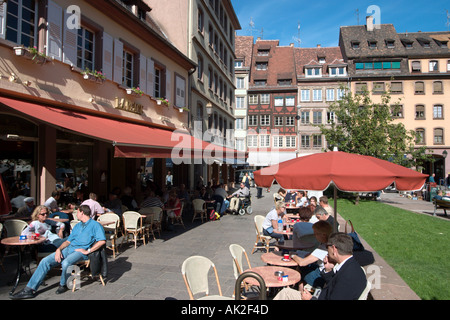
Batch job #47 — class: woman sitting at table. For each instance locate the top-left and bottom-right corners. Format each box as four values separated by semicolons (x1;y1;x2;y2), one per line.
21;205;67;253
262;201;286;244
166;190;182;224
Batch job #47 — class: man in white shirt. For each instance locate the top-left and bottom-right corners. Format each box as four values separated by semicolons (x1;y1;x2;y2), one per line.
44;191;61;213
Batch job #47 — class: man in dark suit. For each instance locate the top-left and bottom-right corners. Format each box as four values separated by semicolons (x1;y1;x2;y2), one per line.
302;232;367;300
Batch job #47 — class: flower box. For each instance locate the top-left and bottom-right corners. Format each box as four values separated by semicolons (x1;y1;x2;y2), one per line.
13;46;49;64
81;69;106;84
126;87;144;96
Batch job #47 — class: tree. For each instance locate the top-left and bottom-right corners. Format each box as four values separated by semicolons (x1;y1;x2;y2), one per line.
317;85;433;169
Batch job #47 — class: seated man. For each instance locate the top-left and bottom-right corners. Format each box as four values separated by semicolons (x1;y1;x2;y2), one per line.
10;205;106;299
227;183;250;213
274;232;367;300
81;192;105;219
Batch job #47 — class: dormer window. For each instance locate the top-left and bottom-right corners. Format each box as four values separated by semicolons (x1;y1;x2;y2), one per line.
318;56;326;63
305;67;322;77
385;39;395;48
434;39;448;48
417;38;431;48
401;39;414;48
351;41;360;49
368;40;377;49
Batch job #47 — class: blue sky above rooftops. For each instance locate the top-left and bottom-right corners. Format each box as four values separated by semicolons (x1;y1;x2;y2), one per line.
231;0;450;48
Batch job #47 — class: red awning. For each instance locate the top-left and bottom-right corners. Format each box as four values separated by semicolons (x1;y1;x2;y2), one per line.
0;97;245;161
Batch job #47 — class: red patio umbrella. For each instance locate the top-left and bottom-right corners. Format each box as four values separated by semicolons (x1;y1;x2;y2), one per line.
253;151;428;230
0;175;12;215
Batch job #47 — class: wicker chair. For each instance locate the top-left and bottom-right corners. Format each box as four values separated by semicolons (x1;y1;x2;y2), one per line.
191;199;207;223
181;256;232;300
251;215;276;254
121;211;146;249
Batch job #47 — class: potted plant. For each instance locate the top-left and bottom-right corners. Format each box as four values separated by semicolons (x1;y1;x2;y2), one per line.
13;46;49;64
178;107;190;113
126;87;144;96
81;68;106;84
157;97;169;106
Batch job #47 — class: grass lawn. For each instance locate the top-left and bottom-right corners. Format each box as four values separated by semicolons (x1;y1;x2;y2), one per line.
336;198;450;300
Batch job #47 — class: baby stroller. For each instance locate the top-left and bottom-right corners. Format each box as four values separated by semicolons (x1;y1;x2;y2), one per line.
238;193;252;215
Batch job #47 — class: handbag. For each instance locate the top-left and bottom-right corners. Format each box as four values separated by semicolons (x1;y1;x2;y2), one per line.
344;220;364;251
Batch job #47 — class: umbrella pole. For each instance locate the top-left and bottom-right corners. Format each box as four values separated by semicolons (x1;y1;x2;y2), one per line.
333;185;338;232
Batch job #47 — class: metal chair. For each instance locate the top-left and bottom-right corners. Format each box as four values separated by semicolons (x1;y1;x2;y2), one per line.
97;213;120;258
181;255;231;300
121;211;146;249
192;199;207;223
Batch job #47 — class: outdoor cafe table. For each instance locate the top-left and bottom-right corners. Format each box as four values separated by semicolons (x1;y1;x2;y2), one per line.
242;266;300;288
261;251;298;267
1;235;46;294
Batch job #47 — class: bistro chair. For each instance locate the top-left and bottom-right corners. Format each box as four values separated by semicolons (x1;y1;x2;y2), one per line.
181;255;232;300
251;215;276;254
229;244;256;298
121;211;146;249
191;199;207;223
359;267;372;300
139;207;162;241
97;213;120;259
3;219;28;237
171;202;185;228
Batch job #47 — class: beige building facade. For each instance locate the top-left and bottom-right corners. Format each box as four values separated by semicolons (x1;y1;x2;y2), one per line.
340;18;450;182
0;0;196;207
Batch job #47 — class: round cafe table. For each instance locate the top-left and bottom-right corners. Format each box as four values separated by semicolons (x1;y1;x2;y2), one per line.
261;251;298;267
243;266;300;288
1;236;46;294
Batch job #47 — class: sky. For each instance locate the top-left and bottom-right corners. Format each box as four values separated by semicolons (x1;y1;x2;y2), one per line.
231;0;450;48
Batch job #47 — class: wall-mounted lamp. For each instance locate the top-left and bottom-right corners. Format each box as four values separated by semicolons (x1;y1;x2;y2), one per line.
206;102;213;115
88;97;95;103
9;73;17;83
23;80;31;87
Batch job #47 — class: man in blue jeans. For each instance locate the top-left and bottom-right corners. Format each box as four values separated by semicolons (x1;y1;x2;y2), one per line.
10;205;106;299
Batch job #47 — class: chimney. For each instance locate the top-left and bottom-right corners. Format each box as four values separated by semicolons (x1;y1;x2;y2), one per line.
317;44;321;48
366;15;374;32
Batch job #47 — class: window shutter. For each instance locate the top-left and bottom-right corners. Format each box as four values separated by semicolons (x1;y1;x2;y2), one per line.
175;76;186;108
146;58;154;97
113;38;123;84
415;81;424;93
102;32;113;80
0;2;6;40
62;11;77;66
46;0;63;61
433;81;443;93
139;54;147;94
166;67;171;102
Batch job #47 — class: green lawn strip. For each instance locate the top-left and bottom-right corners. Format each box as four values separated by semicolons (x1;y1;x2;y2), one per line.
335;199;450;300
